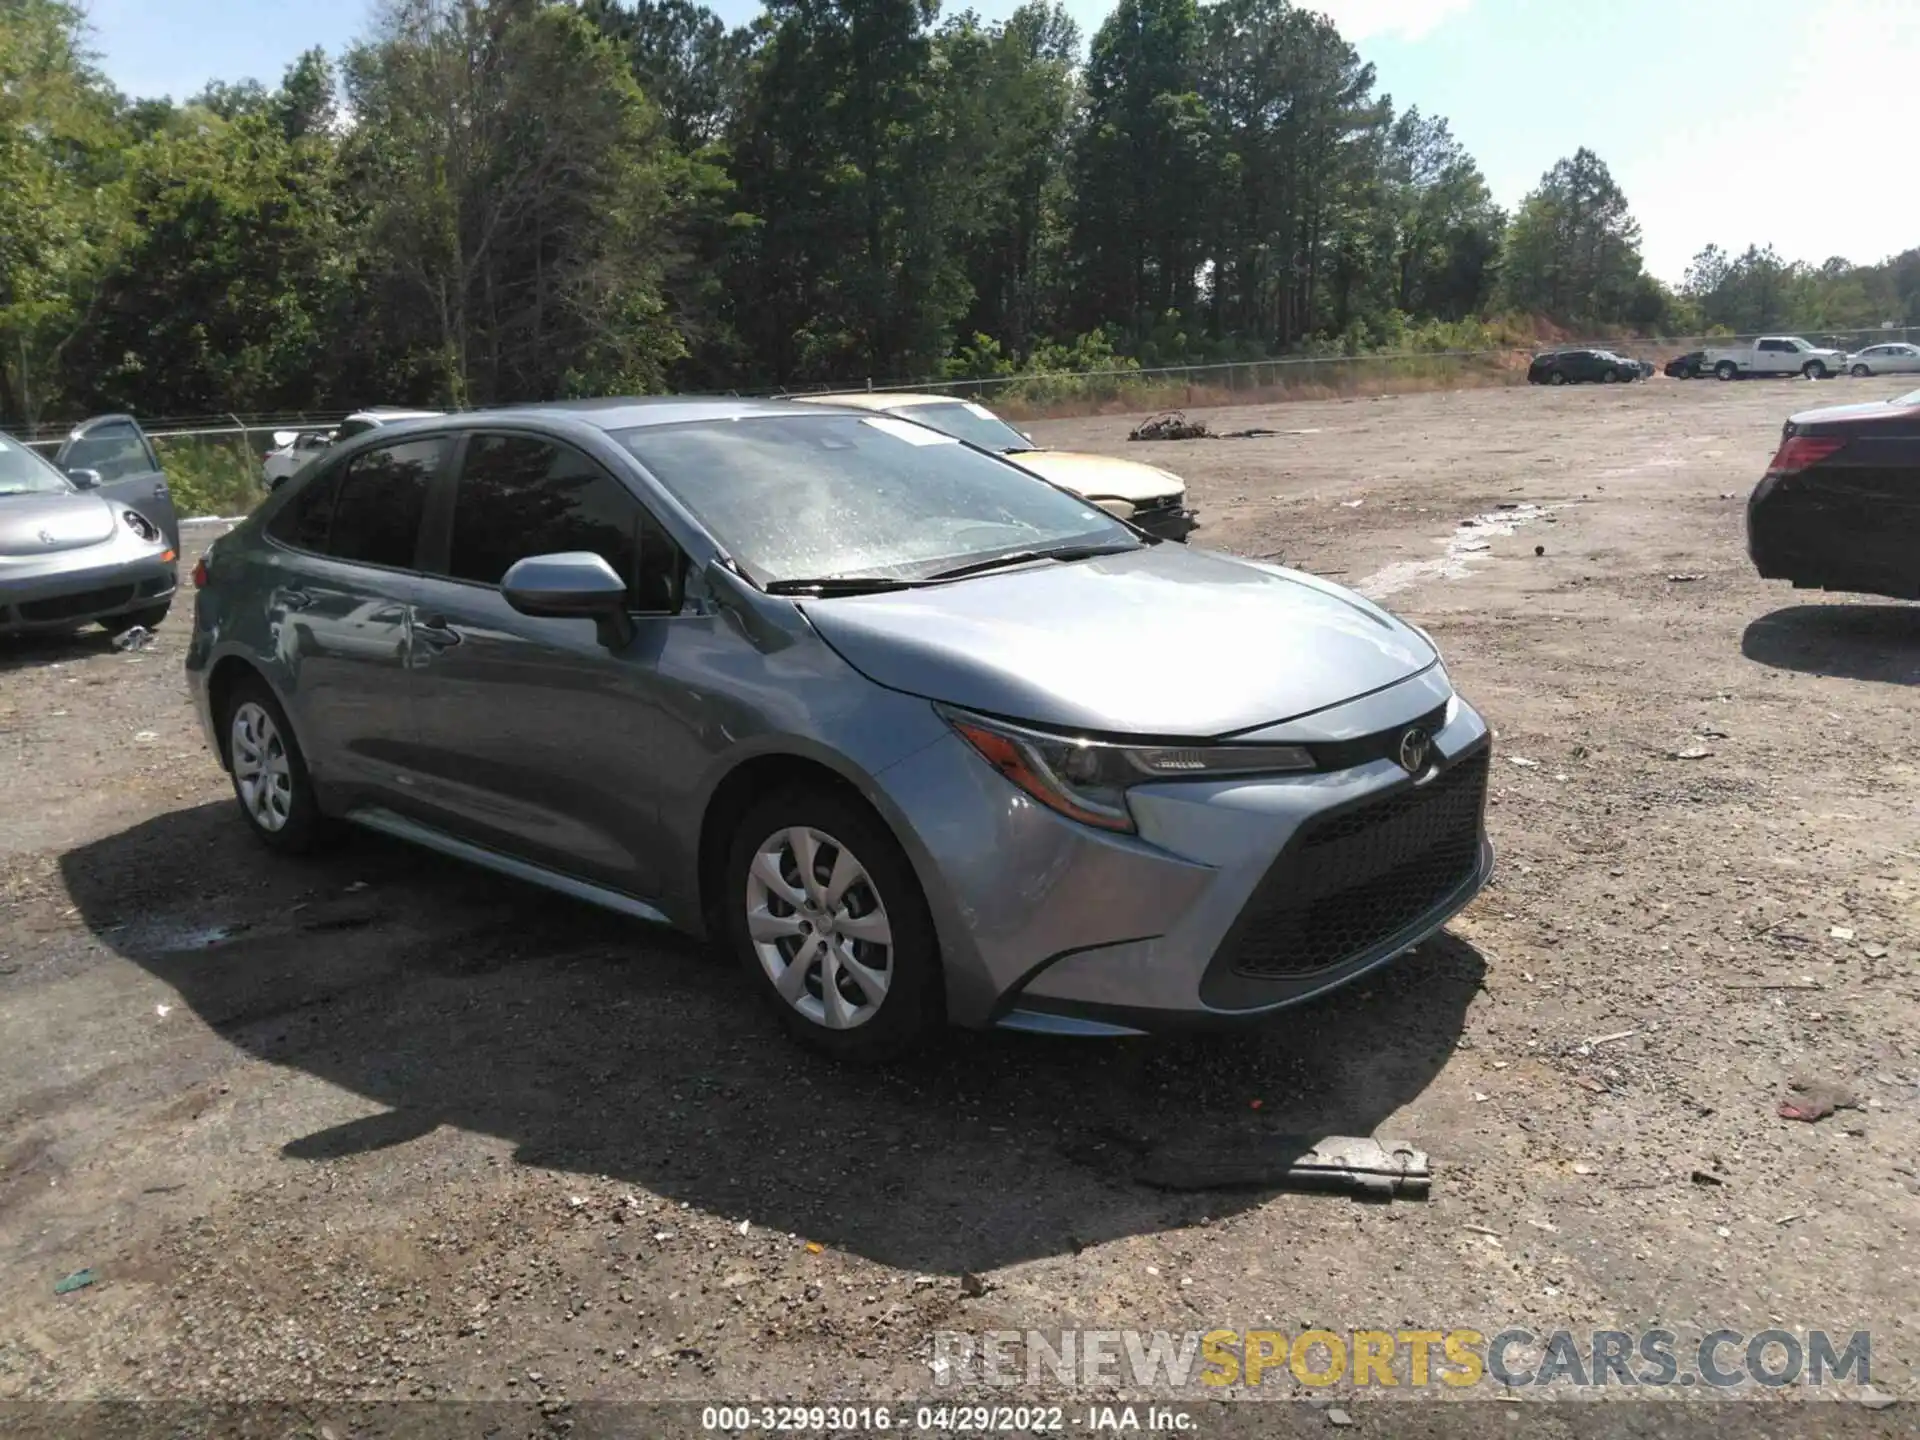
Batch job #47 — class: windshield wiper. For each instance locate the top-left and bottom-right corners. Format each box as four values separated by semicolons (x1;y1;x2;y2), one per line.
922;543;1138;582
764;575;926;596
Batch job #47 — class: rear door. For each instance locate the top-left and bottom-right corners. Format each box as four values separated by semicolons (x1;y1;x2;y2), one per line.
259;435;451;809
54;415;179;548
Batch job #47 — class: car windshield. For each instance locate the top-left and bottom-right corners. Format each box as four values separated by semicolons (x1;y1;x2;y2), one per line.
0;435;75;497
1897;388;1920;407
615;413;1138;588
886;400;1035;453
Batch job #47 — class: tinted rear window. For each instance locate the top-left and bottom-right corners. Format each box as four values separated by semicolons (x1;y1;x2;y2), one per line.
268;437;445;567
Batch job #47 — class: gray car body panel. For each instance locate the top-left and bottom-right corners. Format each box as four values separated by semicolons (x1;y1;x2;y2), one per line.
187;397;1492;1032
1;478;177;636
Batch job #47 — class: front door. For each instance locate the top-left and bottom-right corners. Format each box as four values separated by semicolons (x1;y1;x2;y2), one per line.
55;415;180;549
258;436;450;808
403;431;705;900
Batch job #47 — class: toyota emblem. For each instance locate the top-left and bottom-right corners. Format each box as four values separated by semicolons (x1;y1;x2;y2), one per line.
1397;726;1433;775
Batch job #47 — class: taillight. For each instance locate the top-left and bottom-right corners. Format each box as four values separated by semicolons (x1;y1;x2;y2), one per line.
1767;434;1845;473
191;556;209;589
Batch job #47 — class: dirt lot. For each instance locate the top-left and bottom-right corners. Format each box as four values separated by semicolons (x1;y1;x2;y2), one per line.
3;377;1917;1426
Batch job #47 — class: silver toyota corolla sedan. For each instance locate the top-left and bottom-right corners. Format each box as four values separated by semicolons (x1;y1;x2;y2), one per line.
186;398;1493;1060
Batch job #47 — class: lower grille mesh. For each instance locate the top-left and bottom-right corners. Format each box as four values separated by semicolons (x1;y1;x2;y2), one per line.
1228;751;1489;978
18;584;135;622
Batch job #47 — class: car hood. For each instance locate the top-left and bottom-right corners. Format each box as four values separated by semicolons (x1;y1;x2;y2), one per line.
1008;450;1186;504
0;490;117;557
797;545;1437;737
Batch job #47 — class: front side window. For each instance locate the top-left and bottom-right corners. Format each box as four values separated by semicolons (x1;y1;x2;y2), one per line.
0;435;76;497
448;434;685;613
615;413;1137;588
63;422;153;481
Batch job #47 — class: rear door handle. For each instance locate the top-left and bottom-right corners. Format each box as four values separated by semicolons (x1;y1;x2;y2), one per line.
415;613;462;648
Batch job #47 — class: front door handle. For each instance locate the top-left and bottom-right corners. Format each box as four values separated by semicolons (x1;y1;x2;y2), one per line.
414;613;462;648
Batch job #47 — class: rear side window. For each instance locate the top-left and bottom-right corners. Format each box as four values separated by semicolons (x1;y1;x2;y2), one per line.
448;434;685;612
267;437;445;568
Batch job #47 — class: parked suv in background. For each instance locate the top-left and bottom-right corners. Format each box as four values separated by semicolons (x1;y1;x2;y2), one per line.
262;407;443;490
187;397;1492;1060
1527;349;1640;385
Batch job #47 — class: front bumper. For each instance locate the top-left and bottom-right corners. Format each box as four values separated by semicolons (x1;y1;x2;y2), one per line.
1131;498;1199;543
877;671;1493;1032
0;550;176;634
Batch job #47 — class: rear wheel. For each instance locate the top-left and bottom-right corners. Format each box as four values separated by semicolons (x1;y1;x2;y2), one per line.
1803;360;1828;380
724;785;942;1063
1715;361;1739;381
1851;363;1871;378
1602;368;1620;384
220;677;330;854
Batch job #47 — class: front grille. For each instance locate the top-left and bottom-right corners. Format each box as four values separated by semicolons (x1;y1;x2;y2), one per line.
17;584;135;623
137;575;173;597
1226;750;1489;978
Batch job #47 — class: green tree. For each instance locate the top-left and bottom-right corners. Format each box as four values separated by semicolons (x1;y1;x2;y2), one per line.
1499;147;1648;325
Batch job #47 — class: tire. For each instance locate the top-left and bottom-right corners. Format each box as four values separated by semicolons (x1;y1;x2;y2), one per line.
1851;364;1870;378
1602;368;1619;384
724;784;943;1063
219;675;331;854
1803;361;1828;380
107;603;170;633
1715;361;1739;381
1547;371;1567;386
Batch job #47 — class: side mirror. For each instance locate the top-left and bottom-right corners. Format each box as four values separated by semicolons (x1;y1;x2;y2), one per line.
271;430;298;449
66;467;103;490
501;551;634;649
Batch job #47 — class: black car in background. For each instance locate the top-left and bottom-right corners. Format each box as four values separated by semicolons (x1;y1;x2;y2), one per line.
1527;348;1641;385
1747;388;1920;600
1665;350;1708;379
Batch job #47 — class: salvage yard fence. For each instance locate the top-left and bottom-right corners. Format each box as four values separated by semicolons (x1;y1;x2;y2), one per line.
12;326;1917;517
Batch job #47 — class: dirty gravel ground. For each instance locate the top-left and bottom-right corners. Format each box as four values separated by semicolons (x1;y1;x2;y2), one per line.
2;379;1917;1425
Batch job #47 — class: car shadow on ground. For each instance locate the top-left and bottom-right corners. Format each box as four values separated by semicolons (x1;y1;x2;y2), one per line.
60;800;1483;1276
1741;602;1920;686
0;627;126;671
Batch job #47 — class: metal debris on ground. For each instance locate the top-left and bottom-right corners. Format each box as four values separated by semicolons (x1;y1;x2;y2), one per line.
1137;1135;1431;1198
1129;411;1214;441
54;1268;96;1295
111;626;153;652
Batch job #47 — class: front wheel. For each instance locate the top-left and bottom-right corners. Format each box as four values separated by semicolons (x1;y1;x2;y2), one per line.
1803;361;1828;380
1851;364;1871;378
725;786;944;1063
1602;368;1619;384
1715;361;1739;381
1548;371;1567;386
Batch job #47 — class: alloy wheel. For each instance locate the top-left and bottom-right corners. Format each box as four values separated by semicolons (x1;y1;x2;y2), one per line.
231;701;294;833
745;825;893;1031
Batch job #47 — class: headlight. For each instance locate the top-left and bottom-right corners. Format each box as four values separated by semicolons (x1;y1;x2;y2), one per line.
122;509;158;543
940;706;1313;834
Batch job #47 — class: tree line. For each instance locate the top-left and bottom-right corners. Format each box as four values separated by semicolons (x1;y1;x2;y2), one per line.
3;0;1917;426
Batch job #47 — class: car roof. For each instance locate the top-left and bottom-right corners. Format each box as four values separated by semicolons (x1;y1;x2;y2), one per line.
788;391;963;411
441;395;870;432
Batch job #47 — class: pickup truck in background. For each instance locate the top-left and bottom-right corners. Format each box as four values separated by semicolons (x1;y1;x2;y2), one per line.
1702;336;1849;381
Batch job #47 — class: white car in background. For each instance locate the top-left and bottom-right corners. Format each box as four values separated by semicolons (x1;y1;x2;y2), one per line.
261;407;442;490
1847;342;1920;378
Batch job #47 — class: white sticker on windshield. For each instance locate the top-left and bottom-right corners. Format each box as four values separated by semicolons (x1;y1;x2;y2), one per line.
863;415;958;446
963;401;999;420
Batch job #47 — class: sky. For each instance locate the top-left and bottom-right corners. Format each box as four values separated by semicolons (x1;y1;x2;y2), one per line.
80;0;1920;286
